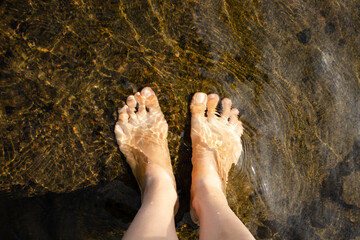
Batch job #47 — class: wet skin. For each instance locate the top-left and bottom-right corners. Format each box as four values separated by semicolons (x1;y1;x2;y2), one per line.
114;87;254;240
189;92;244;224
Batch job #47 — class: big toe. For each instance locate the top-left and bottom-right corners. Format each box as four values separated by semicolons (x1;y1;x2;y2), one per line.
190;92;207;117
141;87;161;113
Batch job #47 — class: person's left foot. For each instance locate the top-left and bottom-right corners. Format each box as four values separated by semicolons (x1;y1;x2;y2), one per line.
114;87;176;195
189;92;244;224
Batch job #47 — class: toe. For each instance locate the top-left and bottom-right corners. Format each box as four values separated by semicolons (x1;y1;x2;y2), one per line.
134;92;146;114
207;94;219;118
229;108;239;125
126;95;137;112
126;105;137;122
228;108;243;135
141;87;161;113
190;92;207;117
220;98;232;121
118;106;129;123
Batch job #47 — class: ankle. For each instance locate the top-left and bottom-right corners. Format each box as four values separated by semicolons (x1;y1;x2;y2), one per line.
191;177;226;211
191;156;224;193
143;167;177;200
144;163;175;184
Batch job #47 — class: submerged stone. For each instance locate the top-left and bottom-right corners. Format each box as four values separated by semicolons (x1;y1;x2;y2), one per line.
296;28;311;44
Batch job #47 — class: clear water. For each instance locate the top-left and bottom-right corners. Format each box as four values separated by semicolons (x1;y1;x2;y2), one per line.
1;0;359;239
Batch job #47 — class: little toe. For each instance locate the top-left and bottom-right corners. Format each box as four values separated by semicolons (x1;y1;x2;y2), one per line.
126;95;137;112
141;87;161;113
207;94;219;118
229;108;239;125
220;98;232;121
134;92;146;114
229;108;243;134
118;106;129;123
190;92;207;117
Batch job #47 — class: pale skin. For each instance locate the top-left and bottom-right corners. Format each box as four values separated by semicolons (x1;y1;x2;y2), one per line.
114;87;255;240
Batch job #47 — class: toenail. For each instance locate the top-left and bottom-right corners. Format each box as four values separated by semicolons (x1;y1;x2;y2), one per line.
222;98;230;104
119;106;128;113
143;88;152;97
195;93;206;103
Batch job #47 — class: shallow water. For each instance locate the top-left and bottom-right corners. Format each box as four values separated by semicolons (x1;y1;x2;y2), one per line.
1;0;359;239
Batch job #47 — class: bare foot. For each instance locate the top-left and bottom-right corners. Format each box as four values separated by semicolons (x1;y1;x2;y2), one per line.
190;92;244;224
114;87;176;197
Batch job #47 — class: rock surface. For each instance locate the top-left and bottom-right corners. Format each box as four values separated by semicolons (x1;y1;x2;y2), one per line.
1;0;359;239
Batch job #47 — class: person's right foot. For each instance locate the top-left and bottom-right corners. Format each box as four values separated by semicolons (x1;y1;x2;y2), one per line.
114;87;176;196
190;92;244;224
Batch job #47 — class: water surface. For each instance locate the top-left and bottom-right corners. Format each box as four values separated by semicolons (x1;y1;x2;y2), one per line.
1;0;359;239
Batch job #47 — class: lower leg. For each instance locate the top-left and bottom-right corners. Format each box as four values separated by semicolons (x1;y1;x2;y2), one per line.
123;166;178;240
114;88;178;240
191;166;255;240
189;92;255;240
